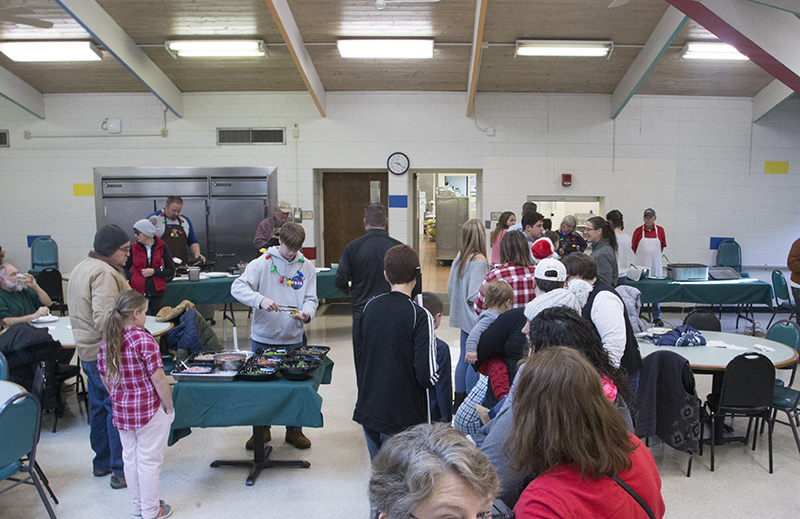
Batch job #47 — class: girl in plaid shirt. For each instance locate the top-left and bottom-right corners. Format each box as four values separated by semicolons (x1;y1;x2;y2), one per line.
98;290;174;519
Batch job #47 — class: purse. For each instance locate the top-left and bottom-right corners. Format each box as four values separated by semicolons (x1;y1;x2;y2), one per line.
612;475;655;519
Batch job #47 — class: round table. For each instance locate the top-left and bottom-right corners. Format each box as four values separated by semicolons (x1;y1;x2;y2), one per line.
28;316;172;346
638;331;798;370
0;380;25;405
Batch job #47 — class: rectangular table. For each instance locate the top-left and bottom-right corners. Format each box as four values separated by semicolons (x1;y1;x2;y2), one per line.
168;357;333;485
626;278;773;307
316;268;348;300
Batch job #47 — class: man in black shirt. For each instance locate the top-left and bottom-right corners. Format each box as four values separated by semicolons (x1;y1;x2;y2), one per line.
335;203;402;354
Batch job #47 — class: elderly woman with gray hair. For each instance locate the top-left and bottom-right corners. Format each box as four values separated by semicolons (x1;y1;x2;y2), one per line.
369;423;500;519
556;215;587;257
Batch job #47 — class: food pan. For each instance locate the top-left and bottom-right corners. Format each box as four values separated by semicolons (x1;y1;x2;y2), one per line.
279;358;321;381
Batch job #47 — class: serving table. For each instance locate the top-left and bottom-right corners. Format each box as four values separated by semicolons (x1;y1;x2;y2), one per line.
168;356;334;485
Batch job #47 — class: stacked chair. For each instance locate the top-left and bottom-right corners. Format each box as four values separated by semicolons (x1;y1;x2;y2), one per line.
28;237;59;278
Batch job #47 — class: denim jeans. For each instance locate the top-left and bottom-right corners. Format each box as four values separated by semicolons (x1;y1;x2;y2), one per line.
362;426;394;461
81;360;124;477
454;330;480;394
251;339;302;433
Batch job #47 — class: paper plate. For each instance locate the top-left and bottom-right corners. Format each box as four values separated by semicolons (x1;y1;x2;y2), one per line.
205;272;228;278
647;327;671;335
32;315;59;323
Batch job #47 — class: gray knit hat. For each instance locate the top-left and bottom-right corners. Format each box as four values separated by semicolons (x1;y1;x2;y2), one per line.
133;218;157;238
94;224;129;256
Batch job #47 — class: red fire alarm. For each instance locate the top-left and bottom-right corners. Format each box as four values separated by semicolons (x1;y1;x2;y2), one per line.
562;174;572;187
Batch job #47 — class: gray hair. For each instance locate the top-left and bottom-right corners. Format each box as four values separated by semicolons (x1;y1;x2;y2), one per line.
369;423;500;519
0;264;8;278
560;214;577;228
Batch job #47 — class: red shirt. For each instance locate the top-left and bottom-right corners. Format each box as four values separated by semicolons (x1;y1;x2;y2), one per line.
98;327;163;430
474;264;537;314
514;435;665;519
631;225;666;253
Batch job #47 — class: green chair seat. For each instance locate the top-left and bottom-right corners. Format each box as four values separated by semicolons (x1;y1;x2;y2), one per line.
773;386;799;409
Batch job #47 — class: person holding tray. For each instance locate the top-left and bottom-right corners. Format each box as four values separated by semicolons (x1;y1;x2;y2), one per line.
231;222;319;450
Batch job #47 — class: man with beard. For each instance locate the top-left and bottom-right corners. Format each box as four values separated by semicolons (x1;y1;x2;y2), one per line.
0;263;52;328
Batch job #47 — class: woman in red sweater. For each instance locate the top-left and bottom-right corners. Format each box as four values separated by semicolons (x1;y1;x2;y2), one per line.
510;347;664;519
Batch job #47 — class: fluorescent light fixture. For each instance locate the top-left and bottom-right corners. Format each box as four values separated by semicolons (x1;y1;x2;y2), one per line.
516;40;613;57
165;40;266;58
0;41;102;62
337;39;434;59
680;42;748;61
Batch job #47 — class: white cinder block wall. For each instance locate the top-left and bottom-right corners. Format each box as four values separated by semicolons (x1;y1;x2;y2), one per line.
1;91;798;277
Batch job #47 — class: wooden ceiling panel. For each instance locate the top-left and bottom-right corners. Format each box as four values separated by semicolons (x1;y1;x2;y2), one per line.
143;46;307;92
290;0;476;43
95;0;282;43
0;0;87;39
310;45;470;91
477;46;639;94
0;51;147;93
483;0;670;45
637;49;775;97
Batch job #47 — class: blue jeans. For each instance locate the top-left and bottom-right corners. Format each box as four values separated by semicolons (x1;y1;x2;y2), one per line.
363;426;394;461
251;340;302;433
454;330;480;394
81;360;124;477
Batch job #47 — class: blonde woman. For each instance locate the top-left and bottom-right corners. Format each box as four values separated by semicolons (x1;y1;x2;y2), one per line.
447;219;490;403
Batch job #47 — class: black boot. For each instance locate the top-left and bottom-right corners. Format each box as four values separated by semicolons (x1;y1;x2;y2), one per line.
453;392;467;414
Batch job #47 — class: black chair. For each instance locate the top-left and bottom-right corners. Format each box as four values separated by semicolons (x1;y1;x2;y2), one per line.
52;349;88;432
635;350;700;477
36;269;66;316
683;308;721;332
699;353;775;473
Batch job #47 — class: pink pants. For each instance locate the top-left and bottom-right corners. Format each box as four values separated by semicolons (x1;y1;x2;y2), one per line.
118;407;174;519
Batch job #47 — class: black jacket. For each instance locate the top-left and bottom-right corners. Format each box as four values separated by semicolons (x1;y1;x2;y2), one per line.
353;292;438;434
335;229;401;314
583;281;643;376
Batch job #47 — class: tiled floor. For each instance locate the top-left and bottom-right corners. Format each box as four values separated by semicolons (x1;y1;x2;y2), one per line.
4;303;800;518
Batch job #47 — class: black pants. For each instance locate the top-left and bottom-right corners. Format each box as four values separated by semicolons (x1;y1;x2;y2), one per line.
146;294;165;316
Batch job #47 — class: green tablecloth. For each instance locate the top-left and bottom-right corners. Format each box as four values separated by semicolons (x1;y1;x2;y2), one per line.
168;357;334;445
163;271;347;307
316;268;348;299
626;278;773;307
163;276;238;307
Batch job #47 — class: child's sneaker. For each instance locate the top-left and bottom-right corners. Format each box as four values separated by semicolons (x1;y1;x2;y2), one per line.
155;503;172;519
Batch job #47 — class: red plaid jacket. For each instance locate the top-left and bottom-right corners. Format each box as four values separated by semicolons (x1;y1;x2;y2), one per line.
474;263;536;314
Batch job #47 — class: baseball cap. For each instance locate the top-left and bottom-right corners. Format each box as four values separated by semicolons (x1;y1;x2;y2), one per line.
643;208;656;217
276;200;292;213
534;258;567;282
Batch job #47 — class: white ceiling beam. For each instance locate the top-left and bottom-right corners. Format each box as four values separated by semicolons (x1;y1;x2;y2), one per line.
265;0;326;117
752;79;794;121
0;65;45;119
666;0;800;95
54;0;184;118
745;0;800;16
611;6;687;119
466;0;489;118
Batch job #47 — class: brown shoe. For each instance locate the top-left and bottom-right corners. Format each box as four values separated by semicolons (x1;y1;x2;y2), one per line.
245;428;272;450
285;430;311;449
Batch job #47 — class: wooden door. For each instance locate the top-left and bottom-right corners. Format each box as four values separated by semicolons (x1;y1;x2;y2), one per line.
322;172;389;267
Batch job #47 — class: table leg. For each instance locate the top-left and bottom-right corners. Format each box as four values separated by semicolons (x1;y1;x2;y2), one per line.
209;425;310;486
222;303;239;350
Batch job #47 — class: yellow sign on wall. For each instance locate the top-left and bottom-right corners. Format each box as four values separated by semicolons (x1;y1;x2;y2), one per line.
73;183;95;196
764;161;789;175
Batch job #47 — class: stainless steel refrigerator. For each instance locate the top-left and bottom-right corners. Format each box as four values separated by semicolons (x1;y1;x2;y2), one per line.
94;167;277;272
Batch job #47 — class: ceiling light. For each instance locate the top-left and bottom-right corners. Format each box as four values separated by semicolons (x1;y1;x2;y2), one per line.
0;41;102;62
680;42;749;61
337;39;434;59
165;40;266;58
516;40;613;58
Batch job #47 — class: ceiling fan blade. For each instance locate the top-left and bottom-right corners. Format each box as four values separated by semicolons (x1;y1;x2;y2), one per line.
608;0;631;7
0;14;54;29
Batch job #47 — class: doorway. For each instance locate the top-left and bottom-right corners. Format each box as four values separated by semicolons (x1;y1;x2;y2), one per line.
321;172;389;267
532;198;602;235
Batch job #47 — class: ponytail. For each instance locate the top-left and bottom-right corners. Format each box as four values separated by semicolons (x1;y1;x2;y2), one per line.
103;289;147;385
587;216;618;252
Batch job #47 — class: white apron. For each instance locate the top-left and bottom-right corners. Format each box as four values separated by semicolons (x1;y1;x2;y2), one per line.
635;225;663;277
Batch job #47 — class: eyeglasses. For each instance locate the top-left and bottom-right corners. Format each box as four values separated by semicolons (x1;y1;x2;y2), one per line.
118;246;131;253
410;513;493;519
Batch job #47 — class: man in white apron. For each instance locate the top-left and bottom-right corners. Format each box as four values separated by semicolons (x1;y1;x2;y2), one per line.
632;208;667;325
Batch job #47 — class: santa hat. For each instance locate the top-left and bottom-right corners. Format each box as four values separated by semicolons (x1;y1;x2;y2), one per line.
531;237;556;261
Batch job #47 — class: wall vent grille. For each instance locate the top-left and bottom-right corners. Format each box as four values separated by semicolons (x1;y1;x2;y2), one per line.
217;128;285;145
0;130;8;148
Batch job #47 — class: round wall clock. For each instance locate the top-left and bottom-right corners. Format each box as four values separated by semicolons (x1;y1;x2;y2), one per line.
387;152;410;175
